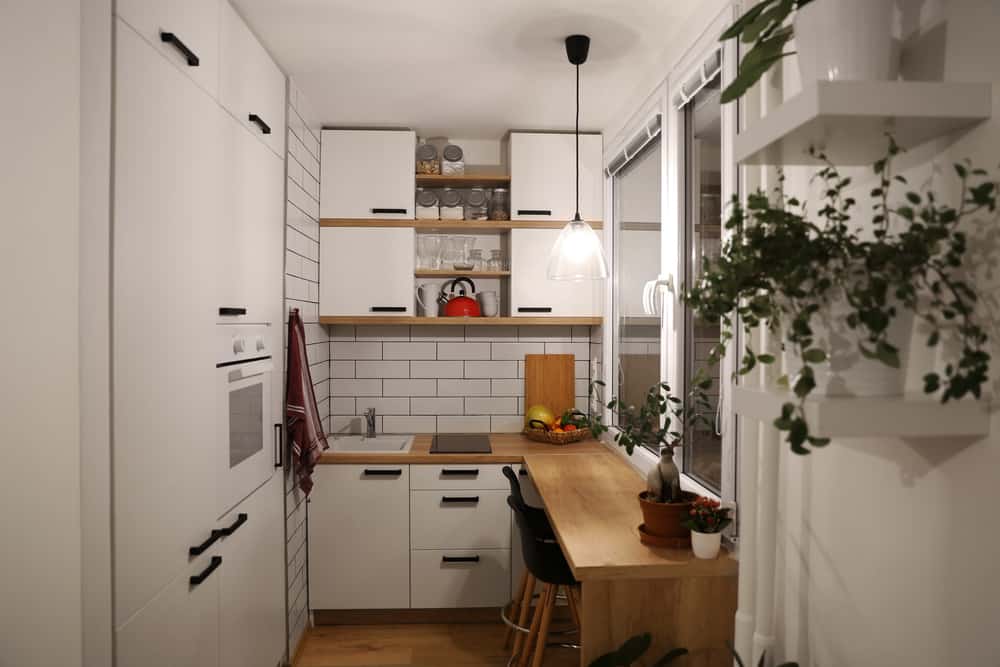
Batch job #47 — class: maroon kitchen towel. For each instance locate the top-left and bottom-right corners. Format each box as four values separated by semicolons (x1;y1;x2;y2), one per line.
286;308;329;495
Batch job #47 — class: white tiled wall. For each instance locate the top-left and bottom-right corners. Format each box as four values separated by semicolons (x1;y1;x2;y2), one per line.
326;325;600;434
283;80;322;658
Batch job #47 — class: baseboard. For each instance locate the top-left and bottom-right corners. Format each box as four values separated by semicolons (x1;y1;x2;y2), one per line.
314;607;504;625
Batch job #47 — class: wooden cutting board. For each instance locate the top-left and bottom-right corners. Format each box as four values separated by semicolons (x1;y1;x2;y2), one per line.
524;354;576;419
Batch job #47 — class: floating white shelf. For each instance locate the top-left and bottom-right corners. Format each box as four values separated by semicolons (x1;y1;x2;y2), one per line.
735;81;993;166
732;386;990;438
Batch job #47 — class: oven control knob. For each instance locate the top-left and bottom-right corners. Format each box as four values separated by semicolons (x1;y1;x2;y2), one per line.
232;337;245;354
255;336;265;352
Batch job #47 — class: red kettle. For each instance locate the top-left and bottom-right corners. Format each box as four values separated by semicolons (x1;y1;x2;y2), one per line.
441;277;481;317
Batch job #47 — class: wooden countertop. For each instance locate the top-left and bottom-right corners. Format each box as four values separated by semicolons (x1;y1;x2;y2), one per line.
524;450;738;581
318;433;606;464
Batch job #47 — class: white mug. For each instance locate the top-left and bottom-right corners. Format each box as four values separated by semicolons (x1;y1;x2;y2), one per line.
478;291;499;317
416;283;440;317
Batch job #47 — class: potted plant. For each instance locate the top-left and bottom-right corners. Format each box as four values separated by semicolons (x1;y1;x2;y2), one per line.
588;380;713;544
683;139;997;453
590;635;798;667
682;497;733;559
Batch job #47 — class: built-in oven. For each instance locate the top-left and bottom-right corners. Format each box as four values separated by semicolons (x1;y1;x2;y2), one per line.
216;323;280;518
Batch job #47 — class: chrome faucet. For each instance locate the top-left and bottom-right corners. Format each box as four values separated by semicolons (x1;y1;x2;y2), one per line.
363;408;377;439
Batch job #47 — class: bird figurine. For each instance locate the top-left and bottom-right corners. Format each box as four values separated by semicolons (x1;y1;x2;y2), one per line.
647;443;681;503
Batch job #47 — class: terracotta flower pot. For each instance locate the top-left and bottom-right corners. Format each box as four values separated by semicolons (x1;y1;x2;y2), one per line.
638;490;698;539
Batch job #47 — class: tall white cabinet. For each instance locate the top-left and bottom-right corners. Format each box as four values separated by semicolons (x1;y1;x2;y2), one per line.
112;3;286;666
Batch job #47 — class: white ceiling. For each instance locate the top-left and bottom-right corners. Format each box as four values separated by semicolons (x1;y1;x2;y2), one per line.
232;0;704;140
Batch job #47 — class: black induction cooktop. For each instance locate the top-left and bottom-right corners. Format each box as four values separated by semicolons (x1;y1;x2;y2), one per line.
430;434;492;454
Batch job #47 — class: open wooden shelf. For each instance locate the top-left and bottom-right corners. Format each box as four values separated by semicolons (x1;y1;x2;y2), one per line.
735;81;992;165
320;219;602;231
320;316;603;326
732;386;990;438
414;269;510;278
415;173;511;188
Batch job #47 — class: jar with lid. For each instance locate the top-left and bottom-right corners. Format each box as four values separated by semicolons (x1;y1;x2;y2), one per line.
415;142;440;175
463;188;489;221
415;188;439;220
439;188;464;220
441;144;465;176
489;188;510;220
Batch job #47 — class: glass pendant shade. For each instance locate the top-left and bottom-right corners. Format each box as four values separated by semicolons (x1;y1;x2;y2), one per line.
547;219;609;280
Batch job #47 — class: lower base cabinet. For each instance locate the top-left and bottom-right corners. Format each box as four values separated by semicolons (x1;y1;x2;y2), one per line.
411;549;511;608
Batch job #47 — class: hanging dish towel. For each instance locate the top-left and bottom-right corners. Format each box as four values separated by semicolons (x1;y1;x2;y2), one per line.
286;308;329;494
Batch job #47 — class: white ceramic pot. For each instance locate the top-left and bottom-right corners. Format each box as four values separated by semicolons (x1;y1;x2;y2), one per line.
691;530;722;560
795;0;899;84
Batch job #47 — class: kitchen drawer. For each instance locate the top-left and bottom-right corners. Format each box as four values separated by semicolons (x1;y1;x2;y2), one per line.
410;463;508;491
410;549;511;608
411;489;511;550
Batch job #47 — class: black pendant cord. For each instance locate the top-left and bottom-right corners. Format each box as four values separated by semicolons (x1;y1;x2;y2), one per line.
574;63;581;222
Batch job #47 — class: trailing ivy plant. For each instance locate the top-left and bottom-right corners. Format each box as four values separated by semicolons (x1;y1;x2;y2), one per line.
682;137;997;454
588;634;798;667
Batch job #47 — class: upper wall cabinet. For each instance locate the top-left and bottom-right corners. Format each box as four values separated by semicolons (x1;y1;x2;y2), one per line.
319;227;415;316
116;0;219;98
320;130;416;219
510;229;603;317
219;0;286;158
508;132;603;222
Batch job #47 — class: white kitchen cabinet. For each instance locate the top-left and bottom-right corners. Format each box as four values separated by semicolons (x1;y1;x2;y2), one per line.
219;475;285;667
309;465;411;609
411;549;511;609
219;0;286;157
113;19;223;627
116;0;219;98
410;490;511;550
320;227;415;316
508;132;603;222
409;464;509;491
320;130;416;219
510;229;603;317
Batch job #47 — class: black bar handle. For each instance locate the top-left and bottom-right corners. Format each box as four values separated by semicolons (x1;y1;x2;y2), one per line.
441;496;480;504
363;469;403;476
371;208;408;214
219;307;247;316
518;307;553;313
441;468;479;476
189;556;223;586
370;306;407;312
517;209;552;216
274;424;283;469
248;113;271;135
189;530;222;557
159;31;200;67
442;555;480;563
219;513;247;537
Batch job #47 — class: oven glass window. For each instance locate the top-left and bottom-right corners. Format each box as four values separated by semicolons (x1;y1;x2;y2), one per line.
230;383;264;468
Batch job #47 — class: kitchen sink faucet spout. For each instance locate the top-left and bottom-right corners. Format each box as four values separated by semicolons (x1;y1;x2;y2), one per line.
364;408;377;438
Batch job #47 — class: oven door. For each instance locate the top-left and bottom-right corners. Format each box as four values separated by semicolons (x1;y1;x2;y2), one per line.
217;356;276;517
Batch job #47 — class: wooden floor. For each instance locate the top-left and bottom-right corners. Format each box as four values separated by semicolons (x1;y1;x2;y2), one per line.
294;623;580;667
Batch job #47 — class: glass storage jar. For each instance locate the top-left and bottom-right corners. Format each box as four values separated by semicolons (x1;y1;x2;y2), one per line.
439;188;464;220
441;144;465;176
415;142;440;175
415;188;440;220
464;188;489;221
488;187;510;220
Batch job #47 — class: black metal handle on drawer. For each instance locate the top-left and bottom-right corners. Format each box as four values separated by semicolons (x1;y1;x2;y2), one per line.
441;496;480;504
274;424;283;469
371;208;408;214
248;114;271;135
363;469;403;476
189;556;222;586
442;555;480;563
159;31;200;66
218;513;247;537
441;469;479;476
189;530;223;557
218;306;247;316
518;307;553;313
370;306;407;312
517;209;552;216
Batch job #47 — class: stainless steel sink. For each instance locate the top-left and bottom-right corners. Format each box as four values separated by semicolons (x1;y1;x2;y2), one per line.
328;434;414;453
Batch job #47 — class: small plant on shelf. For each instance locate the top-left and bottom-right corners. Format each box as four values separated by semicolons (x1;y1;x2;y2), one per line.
683;497;733;559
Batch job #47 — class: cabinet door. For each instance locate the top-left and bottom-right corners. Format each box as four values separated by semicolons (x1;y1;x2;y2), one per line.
219;475;285;667
320;227;415;316
320;130;415;219
219;0;286;157
510;133;604;222
309;465;411;609
116;0;218;97
113;19;223;627
510;229;603;317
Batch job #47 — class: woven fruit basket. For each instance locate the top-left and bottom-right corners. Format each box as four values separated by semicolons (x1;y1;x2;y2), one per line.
522;424;591;445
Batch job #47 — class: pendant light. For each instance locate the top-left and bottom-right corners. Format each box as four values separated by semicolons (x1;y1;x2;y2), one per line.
547;34;609;281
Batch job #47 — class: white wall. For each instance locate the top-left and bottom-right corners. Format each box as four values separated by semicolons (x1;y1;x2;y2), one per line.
0;2;84;666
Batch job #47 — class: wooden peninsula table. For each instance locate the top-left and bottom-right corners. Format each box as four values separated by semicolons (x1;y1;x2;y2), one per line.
524;449;738;667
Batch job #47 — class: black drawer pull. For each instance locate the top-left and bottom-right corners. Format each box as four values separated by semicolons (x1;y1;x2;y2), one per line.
159;31;200;67
218;513;247;537
363;469;403;476
518;307;553;313
517;209;552;216
441;468;479;476
371;208;408;214
219;306;246;316
442;555;480;563
519;469;528;476
189;556;222;586
274;424;283;469
248;113;271;135
442;496;480;504
189;530;223;557
370;306;407;312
